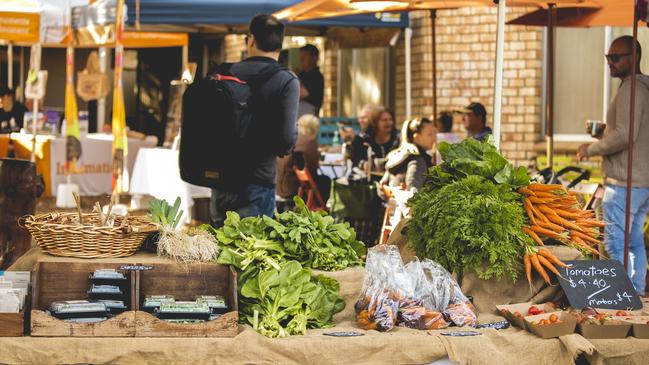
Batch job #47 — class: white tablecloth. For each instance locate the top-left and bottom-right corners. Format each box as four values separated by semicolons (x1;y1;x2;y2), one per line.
5;133;157;196
129;148;211;223
319;152;347;179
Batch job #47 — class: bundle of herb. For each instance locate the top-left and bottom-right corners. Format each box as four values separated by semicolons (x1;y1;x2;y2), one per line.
239;260;344;338
270;197;366;271
405;138;533;281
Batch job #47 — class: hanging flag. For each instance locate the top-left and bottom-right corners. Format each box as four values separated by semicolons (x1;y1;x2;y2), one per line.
111;0;128;193
65;21;81;175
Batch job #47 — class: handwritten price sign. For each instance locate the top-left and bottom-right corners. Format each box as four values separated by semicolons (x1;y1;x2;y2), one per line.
557;260;642;310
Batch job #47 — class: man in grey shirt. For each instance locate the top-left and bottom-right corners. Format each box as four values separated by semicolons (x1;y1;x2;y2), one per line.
578;36;649;295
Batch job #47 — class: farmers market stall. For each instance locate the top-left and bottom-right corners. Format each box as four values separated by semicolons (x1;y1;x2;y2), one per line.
2;247;649;365
0;133;157;196
2;138;648;364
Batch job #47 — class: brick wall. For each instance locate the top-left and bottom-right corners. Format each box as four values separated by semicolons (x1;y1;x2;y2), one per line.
322;40;339;117
394;8;544;166
223;34;246;62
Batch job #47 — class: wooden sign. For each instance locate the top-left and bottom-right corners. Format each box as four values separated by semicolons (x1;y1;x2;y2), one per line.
557;260;643;310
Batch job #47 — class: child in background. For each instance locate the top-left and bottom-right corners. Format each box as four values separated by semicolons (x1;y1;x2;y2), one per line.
380;118;436;193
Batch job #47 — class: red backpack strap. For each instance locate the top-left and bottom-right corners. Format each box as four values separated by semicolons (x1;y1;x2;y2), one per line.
212;74;247;85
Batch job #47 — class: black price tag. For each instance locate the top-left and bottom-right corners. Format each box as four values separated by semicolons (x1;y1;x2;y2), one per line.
557;260;642;310
440;331;482;337
323;331;365;337
119;265;154;271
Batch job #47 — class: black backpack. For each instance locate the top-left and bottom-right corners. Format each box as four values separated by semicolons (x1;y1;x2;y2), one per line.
179;63;283;189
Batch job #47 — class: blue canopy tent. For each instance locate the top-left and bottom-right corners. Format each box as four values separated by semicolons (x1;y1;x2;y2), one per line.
125;0;408;28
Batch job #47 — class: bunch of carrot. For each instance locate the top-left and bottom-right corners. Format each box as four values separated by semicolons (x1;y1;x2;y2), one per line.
523;248;567;286
518;183;607;285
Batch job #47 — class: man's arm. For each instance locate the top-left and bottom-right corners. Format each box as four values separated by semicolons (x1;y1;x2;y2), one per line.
277;77;300;156
588;81;645;157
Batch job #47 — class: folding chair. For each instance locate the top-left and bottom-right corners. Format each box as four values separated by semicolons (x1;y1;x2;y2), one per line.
294;165;327;212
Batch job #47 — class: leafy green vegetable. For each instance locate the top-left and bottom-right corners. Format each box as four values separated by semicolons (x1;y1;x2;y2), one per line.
430;137;530;190
272;197;366;271
239;260;344;338
149;197;184;229
406;138;533;281
203;196;361;338
406;176;532;281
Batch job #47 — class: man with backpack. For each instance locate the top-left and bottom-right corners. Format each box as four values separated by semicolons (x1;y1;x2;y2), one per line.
180;14;299;227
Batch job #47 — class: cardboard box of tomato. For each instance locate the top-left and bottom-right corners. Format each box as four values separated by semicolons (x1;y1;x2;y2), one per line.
495;302;558;330
525;312;577;339
573;311;631;339
619;316;649;339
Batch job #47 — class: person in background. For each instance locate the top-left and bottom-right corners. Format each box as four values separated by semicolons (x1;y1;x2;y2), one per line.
209;14;300;227
381;118;436;192
350;107;399;173
0;87;27;133
461;102;491;142
577;36;649;296
434;111;461;164
276;114;321;203
339;103;380;143
297;44;324;117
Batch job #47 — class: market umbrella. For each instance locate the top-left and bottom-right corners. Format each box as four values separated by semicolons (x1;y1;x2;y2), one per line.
275;0;591;151
510;0;646;270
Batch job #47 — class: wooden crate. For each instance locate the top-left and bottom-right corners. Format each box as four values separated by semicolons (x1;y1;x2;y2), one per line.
30;261;137;337
0;312;25;337
134;262;238;337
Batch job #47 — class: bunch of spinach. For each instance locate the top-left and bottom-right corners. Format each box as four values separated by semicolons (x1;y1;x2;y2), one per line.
405;138;533;281
270;197;366;271
204;196;361;337
240;260;344;338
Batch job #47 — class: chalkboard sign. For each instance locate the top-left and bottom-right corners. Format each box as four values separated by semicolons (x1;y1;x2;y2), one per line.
557;260;642;310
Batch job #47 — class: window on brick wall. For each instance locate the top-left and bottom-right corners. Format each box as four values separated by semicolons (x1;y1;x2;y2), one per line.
552;27;605;139
339;47;391;117
551;27;649;141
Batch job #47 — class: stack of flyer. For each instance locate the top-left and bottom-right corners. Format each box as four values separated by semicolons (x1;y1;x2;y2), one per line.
0;271;30;313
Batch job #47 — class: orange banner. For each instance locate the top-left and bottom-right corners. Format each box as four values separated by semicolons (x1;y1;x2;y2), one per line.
0;11;39;43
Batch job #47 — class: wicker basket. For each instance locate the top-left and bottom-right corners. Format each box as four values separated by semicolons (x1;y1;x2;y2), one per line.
20;212;159;259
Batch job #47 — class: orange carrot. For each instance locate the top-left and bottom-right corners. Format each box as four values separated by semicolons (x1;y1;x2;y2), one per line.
572;237;600;256
577;219;606;228
530;253;551;285
529;183;565;192
539;220;565;233
537;249;568;268
553;208;583;220
571;230;603;245
518;187;536;196
535;191;562;199
531;225;566;240
545;214;584;232
522;200;538;225
529;196;557;205
524;253;532;286
568;191;580;196
537;254;561;276
524;227;545;246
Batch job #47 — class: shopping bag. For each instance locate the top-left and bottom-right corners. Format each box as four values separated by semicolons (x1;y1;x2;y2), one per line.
77;51;109;101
